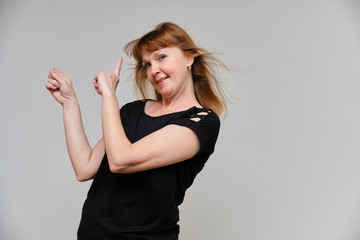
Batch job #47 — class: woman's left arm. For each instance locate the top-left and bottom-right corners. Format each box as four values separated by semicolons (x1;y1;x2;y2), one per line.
95;59;201;174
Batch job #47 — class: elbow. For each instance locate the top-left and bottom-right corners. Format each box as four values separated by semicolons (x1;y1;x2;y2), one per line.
76;176;88;182
76;174;89;182
75;171;94;182
108;155;131;174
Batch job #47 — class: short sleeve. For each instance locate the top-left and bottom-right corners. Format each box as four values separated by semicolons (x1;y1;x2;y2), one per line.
169;108;221;156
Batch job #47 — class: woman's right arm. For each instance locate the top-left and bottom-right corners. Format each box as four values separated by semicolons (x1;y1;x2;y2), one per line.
46;68;104;182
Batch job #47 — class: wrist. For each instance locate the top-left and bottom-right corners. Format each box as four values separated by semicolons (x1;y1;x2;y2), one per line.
101;90;116;99
62;96;79;109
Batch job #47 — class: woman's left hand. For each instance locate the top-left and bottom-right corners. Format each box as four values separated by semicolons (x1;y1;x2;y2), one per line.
93;57;123;96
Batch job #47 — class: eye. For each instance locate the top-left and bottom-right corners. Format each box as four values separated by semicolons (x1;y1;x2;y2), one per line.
143;62;151;69
158;55;166;61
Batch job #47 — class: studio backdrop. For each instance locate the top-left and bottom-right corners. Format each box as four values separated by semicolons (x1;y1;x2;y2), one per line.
1;0;360;239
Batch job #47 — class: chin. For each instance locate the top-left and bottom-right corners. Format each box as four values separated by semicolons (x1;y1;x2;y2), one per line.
157;88;173;98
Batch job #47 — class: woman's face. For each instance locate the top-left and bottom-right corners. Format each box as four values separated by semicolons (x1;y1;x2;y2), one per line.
141;47;194;98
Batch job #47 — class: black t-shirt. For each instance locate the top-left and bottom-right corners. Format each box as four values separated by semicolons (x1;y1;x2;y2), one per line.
77;100;220;240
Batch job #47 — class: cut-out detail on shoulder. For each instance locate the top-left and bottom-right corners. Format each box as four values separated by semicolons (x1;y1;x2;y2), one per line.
189;109;211;122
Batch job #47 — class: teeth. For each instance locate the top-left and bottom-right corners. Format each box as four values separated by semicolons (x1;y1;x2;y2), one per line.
159;77;167;83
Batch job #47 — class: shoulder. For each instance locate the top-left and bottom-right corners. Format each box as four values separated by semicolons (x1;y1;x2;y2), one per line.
173;107;220;130
120;99;152;113
191;108;220;126
189;108;220;139
170;108;220;155
120;99;145;109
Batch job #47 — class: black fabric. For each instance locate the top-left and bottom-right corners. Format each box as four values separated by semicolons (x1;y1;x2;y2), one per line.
77;99;220;240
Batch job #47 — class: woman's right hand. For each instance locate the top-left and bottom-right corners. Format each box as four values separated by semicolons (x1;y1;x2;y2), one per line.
45;68;76;105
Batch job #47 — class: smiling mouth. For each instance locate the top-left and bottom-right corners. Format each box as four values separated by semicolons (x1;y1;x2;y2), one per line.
158;77;169;84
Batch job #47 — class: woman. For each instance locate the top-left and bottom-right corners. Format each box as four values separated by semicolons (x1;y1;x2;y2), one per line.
45;22;227;240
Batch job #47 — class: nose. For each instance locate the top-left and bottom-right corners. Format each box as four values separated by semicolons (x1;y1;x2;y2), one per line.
150;62;160;75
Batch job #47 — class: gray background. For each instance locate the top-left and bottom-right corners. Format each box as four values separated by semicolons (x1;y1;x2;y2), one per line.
1;0;360;239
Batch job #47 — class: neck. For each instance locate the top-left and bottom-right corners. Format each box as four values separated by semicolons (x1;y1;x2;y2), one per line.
159;78;201;112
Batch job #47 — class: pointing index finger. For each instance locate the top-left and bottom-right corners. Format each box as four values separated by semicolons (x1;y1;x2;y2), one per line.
113;57;123;77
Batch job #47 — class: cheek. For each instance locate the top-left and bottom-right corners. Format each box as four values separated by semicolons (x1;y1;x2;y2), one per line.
146;70;154;83
147;74;158;88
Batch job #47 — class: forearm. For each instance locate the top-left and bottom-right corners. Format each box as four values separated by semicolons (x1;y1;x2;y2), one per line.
63;98;92;176
101;93;132;171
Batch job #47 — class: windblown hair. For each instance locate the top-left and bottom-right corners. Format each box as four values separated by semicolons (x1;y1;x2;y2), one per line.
124;22;227;117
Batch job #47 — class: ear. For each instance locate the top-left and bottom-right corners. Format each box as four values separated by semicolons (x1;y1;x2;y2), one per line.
186;54;194;67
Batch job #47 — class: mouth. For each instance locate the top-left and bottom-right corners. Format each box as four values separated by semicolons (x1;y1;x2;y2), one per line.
157;76;169;85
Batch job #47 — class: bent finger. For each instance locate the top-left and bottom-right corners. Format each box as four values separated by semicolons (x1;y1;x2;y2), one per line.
93;73;100;82
48;78;60;88
45;82;58;90
50;68;70;84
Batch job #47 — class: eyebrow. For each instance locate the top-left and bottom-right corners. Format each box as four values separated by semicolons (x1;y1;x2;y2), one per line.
141;50;166;64
153;50;165;57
